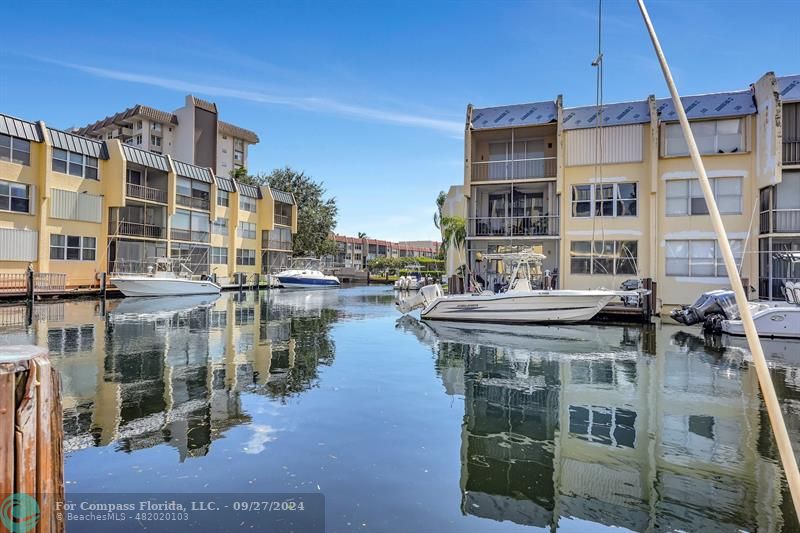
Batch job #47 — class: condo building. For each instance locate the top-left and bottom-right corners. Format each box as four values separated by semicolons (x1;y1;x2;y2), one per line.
448;72;800;309
330;234;440;270
75;95;259;179
0;104;297;287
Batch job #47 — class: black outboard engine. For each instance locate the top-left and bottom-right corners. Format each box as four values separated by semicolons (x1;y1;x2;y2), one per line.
619;279;641;306
670;290;739;332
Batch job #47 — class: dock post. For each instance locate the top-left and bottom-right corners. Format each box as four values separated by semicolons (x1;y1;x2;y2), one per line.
100;272;107;300
0;345;64;532
253;273;260;292
26;267;34;302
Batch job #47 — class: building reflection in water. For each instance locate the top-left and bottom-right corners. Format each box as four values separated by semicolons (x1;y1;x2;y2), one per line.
397;317;799;532
6;290;339;463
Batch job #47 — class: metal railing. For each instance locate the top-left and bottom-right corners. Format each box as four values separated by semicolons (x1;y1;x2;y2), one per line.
34;273;66;292
263;239;293;251
761;209;800;234
783;140;800;165
170;228;210;243
471;157;557;181
274;214;292;226
112;221;163;238
126;182;167;203
176;194;210;211
470;215;560;237
0;273;27;294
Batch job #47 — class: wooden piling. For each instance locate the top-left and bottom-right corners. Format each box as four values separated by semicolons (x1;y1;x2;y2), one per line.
0;346;64;533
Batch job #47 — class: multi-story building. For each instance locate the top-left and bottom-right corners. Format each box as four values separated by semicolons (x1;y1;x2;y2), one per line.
0;111;296;287
450;72;800;309
75;95;259;179
330;234;439;270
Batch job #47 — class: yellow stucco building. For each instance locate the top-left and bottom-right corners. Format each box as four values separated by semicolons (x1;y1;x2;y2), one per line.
0;112;297;288
452;72;800;310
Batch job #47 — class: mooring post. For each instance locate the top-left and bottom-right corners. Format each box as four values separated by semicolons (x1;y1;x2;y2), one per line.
238;272;244;293
100;272;107;300
0;345;64;532
26;267;34;301
253;273;260;292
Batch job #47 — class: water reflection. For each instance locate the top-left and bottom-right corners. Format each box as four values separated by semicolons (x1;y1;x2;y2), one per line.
398;318;800;532
10;291;340;462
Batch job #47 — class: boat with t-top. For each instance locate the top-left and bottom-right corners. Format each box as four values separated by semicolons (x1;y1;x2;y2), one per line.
111;257;221;297
395;250;641;323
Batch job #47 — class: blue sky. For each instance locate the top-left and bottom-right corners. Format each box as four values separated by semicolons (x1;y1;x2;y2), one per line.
1;0;797;241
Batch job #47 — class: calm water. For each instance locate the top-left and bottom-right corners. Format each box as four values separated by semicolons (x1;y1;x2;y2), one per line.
1;286;799;532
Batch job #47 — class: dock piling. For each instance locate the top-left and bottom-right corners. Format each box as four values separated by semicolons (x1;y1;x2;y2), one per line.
0;345;64;532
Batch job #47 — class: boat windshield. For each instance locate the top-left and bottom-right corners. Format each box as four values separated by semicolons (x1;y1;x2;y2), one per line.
289;257;322;270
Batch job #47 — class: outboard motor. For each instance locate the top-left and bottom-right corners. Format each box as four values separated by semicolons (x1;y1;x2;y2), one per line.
670;290;738;332
395;284;443;314
619;279;642;306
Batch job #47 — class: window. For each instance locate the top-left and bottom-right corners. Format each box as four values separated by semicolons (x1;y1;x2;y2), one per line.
171;209;210;242
665;239;743;277
572;183;638;218
236;248;256;266
135;121;143;130
234;139;244;150
135;134;142;145
0;180;30;213
0;134;31;166
570;240;638;275
240;195;257;212
664;119;744;156
176;177;210;209
50;234;96;261
151;123;162;132
217;190;230;207
150;135;162;147
211;247;228;264
52;148;99;180
234;150;244;163
239;221;256;239
665;177;742;216
212;217;228;235
274;201;293;226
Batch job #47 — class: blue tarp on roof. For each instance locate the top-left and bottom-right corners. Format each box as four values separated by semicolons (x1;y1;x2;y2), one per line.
655;90;755;121
778;75;800;103
471;101;557;130
563;100;651;130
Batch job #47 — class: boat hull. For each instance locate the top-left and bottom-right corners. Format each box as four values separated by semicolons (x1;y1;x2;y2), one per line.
420;291;616;323
722;306;800;338
111;277;221;297
277;276;341;288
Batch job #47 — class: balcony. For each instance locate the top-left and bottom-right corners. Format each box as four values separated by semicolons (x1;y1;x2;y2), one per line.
170;228;210;243
127;182;167;203
176;194;210;211
784;141;800;166
263;238;292;251
111;221;163;239
470;215;560;237
471;157;557;182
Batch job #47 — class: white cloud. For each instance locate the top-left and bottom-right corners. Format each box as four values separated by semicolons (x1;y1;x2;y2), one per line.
37;58;463;136
242;424;279;455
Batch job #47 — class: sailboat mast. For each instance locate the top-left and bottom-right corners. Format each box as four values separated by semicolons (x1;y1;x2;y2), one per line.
637;0;800;513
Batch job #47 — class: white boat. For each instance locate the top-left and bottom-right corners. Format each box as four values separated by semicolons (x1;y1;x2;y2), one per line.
396;251;639;324
276;257;340;289
721;281;800;338
111;258;221;297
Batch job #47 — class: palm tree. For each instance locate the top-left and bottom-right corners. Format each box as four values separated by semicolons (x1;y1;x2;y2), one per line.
440;215;469;291
357;232;367;239
433;190;447;233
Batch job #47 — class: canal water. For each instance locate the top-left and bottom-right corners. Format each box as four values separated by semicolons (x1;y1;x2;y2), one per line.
1;286;799;532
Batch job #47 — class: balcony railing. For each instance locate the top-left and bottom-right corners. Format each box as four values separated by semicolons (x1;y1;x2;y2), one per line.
170;228;210;243
263;237;292;251
773;209;800;233
274;214;292;226
471;157;557;182
127;182;167;203
783;140;800;165
470;215;560;237
176;194;210;211
111;221;163;239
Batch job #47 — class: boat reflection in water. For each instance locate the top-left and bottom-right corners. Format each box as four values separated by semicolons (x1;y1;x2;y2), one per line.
398;317;799;532
10;291;339;461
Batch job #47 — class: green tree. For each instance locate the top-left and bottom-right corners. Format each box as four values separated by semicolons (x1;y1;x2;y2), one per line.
440;215;469;288
252;167;338;257
230;166;251;183
357;232;368;239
